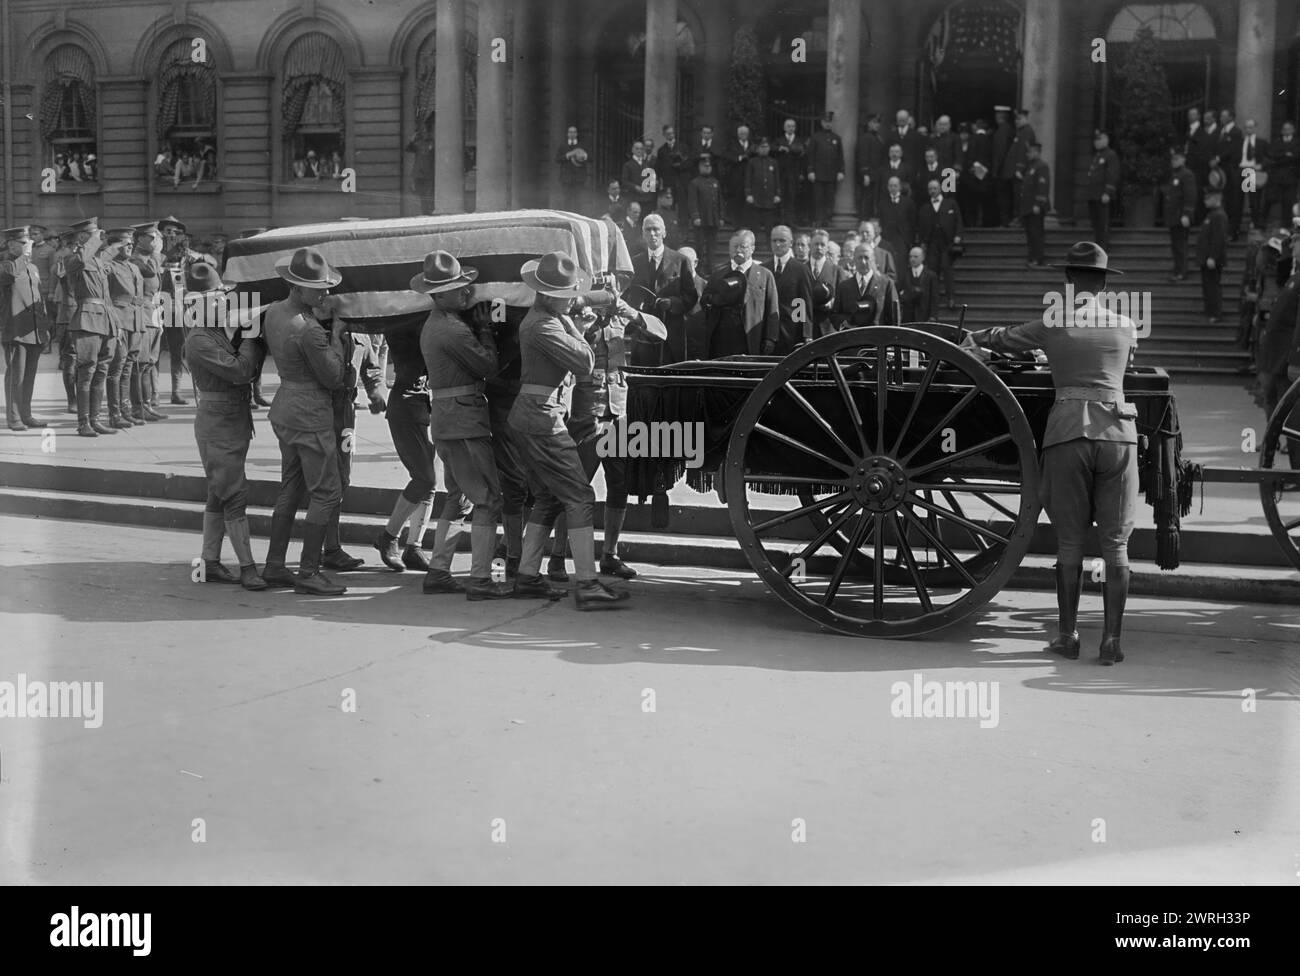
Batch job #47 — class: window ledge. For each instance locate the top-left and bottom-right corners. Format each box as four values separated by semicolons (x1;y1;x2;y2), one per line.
277;180;351;194
155;182;224;195
43;183;102;195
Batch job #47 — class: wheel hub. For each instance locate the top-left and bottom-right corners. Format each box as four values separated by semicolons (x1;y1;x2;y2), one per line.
851;455;908;512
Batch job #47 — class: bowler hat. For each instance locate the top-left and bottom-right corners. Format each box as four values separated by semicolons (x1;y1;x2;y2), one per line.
521;251;592;296
183;262;234;296
157;215;187;234
620;284;659;314
409;250;479;294
702;269;746;309
811;279;833;305
275;247;343;288
1052;241;1124;275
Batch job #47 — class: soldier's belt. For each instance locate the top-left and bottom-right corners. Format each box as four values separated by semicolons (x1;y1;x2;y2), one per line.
1055;386;1125;403
430;383;485;399
78;299;108;308
519;383;564;397
589;369;625;384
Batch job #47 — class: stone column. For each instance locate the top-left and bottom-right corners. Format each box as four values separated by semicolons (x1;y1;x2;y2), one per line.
1020;0;1061;212
510;0;536;207
643;0;677;147
434;0;466;213
825;0;862;217
1235;0;1276;136
476;0;509;211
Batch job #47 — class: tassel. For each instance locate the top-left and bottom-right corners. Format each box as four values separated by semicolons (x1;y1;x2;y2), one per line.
1156;527;1179;571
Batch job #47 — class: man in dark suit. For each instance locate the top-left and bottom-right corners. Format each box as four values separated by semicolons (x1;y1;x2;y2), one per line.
1161;148;1197;280
856;113;887;219
862;220;898;281
630;213;698;365
1238;118;1270;231
597;179;626;224
1217;110;1245;239
694;124;718;165
1265;120;1299;229
806;229;842;336
913;147;944;203
724;124;756;227
556;125;590;213
744;137;781;237
807;112;845;225
1004;108;1037;224
991;105;1015;225
621;140;659;214
898;245;940;322
1087;130;1120;249
878;175;918;259
1198;189;1229;322
917;179;964;307
774;117;807;225
879;143;915;206
766;224;814;353
703;230;780;357
687;154;723;273
656;125;691;223
1020;142;1052;268
1184;108;1210;222
831;244;900;329
927;115;960;170
890;109;924;167
967;118;997;227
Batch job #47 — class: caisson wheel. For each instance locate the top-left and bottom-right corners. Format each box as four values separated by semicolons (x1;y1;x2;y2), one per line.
725;326;1040;638
1259;376;1300;571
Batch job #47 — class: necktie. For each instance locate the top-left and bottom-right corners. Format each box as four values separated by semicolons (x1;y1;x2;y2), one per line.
776;258;785;275
891;195;899;204
569;141;575;147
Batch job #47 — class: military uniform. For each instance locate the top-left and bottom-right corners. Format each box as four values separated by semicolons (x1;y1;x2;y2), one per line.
130;234;165;418
159;246;217;401
1;244;49;429
66;240;119;435
1087;145;1121;249
51;239;78;411
106;254;148;427
1161;163;1198;278
1019;158;1051;265
484;309;529;571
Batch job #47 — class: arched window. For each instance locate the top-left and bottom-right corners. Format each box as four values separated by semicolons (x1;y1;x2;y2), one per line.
40;45;98;186
155;37;219;187
410;17;480;179
282;31;347;182
1099;4;1218;133
1106;3;1217;43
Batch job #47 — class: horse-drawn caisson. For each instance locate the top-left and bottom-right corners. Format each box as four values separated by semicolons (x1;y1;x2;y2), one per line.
220;211;1300;638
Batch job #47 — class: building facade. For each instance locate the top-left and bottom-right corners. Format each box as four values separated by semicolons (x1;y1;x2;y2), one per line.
1;0;1297;239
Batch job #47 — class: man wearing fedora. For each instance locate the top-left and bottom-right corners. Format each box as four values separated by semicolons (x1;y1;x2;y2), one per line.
703;230;780;358
416;250;514;600
510;250;630;609
1;226;50;430
182;262;268;590
260;247;351;596
962;242;1139;665
65;220;123;437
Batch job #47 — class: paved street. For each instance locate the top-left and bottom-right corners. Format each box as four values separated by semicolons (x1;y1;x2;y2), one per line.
0;514;1296;885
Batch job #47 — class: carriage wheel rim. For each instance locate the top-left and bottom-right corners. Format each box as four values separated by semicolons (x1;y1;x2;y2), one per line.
725;326;1041;638
1259;376;1300;571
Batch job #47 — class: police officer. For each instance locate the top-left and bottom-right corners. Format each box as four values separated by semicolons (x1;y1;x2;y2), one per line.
129;223;167;422
510;251;630;609
182;263;267;590
157;215;216;405
1019;142;1051;268
416;250;514;600
1;226;49;430
104;228;147;428
65;219;120;437
962;242;1138;665
259;247;350;596
1087;131;1121;250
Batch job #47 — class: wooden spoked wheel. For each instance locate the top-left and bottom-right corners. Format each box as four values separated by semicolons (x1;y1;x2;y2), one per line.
1259;376;1300;571
724;326;1041;637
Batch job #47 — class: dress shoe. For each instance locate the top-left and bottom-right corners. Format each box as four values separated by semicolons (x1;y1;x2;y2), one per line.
547;557;570;582
239;565;268;591
1047;633;1081;660
171;393;188;405
126;413;146;426
1099;638;1125;665
374;531;405;571
261;564;298;589
21;416;41;428
466;577;515;601
110;416;134;429
575;579;631;610
89;420;118;435
321;548;364;571
7;421;26;431
204;560;240;584
77;424;98;437
143;405;167;421
422;569;466;594
294;571;347;596
402;546;432;571
599;555;638;579
512;573;565;601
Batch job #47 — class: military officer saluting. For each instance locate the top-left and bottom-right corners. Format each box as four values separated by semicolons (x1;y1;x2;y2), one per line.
104;228;147;428
260;247;351;596
963;243;1138;665
65;219;121;437
130;222;167;421
416;250;514;600
1;226;49;431
182;263;268;590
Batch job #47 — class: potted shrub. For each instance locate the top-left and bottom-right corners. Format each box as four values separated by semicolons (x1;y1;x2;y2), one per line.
1114;26;1176;227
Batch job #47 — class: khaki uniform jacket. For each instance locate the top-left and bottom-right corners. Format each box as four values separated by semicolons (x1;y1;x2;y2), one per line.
509;304;595;436
106;257;147;332
66;248;114;336
263;299;347;432
0;255;49;343
185;328;265;442
973;300;1138;447
421;307;498;441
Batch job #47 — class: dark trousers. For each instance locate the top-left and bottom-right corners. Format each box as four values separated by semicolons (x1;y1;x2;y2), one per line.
270;424;342;526
1224;178;1244;237
1087;199;1111;249
56;325;76;404
1169;225;1189;276
1246;189;1265;229
1201;265;1222;317
926;243;955;300
1023;212;1046;263
3;341;41;425
694;225;718;275
72;331;116;425
745;205;775;239
389;416;437;502
574;422;630;508
559;183;584;215
1264;181;1296;228
488;396;528;517
813;181;837;224
996;178;1015;224
164;325;185;390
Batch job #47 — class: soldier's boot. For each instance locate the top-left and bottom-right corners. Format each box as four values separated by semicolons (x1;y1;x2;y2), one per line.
75;382;96;436
502;512;523;578
547;512;570;582
170;368;187;405
1099;565;1130;666
4;363;24;430
465;524;513;600
1047;562;1083;660
141;367;166;420
127;366;147;424
572;526;629;610
62;359;76;412
201;512;238;583
322;509;364;570
376;495;418;570
261;510;298;588
402;498;434;570
423;516;466;593
599;506;637;578
513;521;565;600
295;521;347;596
107;374;132;429
226;516;268;591
89;379;118;435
